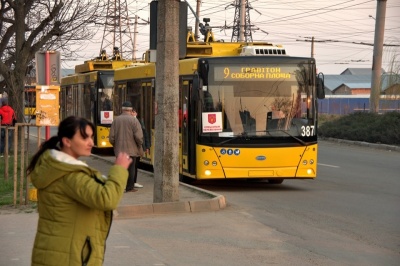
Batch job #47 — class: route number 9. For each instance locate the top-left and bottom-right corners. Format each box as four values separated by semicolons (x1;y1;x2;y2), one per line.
224;68;230;78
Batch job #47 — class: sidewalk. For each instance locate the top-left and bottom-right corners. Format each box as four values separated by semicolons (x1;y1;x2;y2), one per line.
83;154;226;219
0;154;229;266
2;132;226;217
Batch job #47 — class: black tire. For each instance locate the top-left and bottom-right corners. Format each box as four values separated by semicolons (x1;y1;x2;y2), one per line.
267;178;284;184
179;174;195;184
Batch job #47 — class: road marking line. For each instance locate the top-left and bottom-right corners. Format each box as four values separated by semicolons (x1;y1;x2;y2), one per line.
318;163;340;168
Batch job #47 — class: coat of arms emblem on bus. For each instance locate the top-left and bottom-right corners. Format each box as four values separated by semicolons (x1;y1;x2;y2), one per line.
208;113;216;124
104;112;110;118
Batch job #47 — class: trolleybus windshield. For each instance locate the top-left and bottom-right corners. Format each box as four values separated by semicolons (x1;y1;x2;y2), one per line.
200;61;316;142
97;72;114;123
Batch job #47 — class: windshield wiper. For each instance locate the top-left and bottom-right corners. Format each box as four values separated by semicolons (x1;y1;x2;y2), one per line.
268;129;306;146
216;129;306;146
217;130;270;145
217;132;249;145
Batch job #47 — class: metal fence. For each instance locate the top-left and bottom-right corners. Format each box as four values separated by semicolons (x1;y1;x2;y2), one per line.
318;96;400;115
0;124;44;207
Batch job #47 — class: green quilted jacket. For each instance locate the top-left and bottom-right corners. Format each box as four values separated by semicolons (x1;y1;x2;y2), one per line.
30;149;128;266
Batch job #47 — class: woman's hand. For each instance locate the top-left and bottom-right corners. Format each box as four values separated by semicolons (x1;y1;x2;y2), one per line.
115;152;132;169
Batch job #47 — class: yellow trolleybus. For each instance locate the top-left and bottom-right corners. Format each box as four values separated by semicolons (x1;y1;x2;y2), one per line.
113;41;325;183
60;58;135;148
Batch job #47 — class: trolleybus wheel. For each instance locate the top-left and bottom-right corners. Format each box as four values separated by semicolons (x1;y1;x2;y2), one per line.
267;178;284;184
179;174;194;184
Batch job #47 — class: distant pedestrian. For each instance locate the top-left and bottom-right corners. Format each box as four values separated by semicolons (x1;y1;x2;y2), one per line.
0;98;15;156
130;107;151;188
109;101;144;192
100;93;112;111
27;116;132;266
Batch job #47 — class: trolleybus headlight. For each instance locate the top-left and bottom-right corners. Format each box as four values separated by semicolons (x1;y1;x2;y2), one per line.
307;169;313;175
309;159;314;165
302;160;307;165
205;170;211;176
101;141;107;146
204;160;209;166
212;161;217;166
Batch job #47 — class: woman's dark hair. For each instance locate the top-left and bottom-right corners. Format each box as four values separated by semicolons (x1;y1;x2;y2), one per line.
26;116;95;175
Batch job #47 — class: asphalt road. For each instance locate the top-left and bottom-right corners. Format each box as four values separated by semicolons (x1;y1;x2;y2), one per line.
4;131;399;265
193;140;400;265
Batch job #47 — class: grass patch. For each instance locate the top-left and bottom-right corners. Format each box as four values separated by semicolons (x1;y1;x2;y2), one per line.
0;154;34;207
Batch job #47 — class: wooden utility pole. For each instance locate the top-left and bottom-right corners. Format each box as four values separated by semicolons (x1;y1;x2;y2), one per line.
370;0;387;113
153;0;180;203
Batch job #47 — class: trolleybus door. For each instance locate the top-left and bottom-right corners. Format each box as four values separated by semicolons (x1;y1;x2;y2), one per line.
180;80;190;173
180;79;197;176
140;81;153;163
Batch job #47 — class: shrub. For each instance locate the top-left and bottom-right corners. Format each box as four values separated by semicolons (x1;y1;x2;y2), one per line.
318;112;400;145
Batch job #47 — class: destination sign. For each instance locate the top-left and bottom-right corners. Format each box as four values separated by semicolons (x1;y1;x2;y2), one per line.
214;66;293;81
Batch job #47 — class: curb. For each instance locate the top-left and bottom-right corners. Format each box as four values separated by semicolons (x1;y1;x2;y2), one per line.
114;194;226;219
89;154;227;219
322;138;400;152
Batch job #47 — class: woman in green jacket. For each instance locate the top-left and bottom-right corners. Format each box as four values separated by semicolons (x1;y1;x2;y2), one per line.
27;116;132;266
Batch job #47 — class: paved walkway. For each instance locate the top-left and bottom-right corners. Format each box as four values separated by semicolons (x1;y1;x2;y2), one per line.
86;154;226;219
0;153;230;266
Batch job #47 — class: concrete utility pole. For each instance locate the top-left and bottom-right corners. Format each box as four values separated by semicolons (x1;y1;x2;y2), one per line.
194;0;201;41
311;36;315;58
370;0;387;113
153;0;180;203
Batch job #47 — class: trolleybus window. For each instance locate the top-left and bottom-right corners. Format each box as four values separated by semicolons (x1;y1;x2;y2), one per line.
200;63;315;140
97;73;114;123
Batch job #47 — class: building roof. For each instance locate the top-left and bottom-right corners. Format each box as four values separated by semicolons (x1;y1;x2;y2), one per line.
340;68;386;75
341;82;371;89
324;75;371;91
332;82;371;93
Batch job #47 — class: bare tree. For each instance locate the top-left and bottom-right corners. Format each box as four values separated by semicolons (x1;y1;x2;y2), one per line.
382;47;400;98
0;0;105;121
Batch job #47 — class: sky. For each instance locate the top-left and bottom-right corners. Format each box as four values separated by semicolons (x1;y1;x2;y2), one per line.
63;0;400;75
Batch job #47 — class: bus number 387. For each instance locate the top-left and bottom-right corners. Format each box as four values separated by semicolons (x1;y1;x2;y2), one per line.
300;125;315;137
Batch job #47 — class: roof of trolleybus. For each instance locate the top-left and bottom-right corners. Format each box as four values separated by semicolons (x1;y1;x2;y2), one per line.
202;56;316;66
61;70;114;86
114;55;316;79
113;59;201;81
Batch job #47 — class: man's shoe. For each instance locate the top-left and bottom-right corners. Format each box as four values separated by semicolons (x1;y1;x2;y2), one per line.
134;183;143;188
124;188;138;193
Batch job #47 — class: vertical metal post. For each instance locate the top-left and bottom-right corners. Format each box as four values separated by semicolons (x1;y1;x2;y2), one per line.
45;51;50;139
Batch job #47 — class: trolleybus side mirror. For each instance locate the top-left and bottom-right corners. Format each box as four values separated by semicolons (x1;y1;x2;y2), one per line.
198;59;209;86
316;73;325;99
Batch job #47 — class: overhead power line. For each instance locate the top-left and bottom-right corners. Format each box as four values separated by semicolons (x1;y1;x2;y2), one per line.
296;37;400;47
